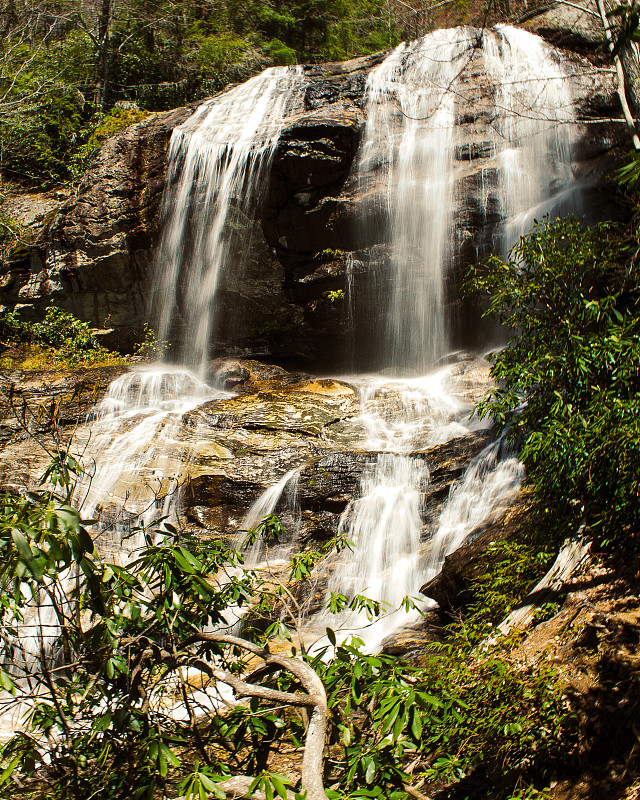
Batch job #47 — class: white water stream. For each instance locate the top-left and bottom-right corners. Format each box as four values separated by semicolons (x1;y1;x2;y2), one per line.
485;25;581;248
78;368;220;531
12;369;227;665
357;29;477;371
307;370;523;652
152;66;305;373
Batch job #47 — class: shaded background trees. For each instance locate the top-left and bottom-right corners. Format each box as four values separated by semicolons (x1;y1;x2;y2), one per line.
0;0;399;186
0;0;552;188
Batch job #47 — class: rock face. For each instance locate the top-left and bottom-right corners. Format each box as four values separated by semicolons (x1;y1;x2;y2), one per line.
0;365;129;491
1;35;623;366
10;108;193;349
179;367;489;539
0;357;492;545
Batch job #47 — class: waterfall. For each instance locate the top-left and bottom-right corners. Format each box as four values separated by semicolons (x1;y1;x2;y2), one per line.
310;369;524;653
322;371;464;619
76;367;223;545
70;66;307;532
152;66;306;374
8;67;309;688
305;26;578;650
421;438;524;586
97;28;579;653
241;467;302;564
352;26;580;373
356;28;478;373
13;30;581;667
484;25;581;249
8;367;227;682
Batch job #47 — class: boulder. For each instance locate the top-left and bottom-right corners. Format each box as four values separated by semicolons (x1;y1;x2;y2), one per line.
381;613;445;656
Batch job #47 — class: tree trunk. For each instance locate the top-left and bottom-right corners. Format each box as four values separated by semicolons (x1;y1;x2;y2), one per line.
94;0;112;112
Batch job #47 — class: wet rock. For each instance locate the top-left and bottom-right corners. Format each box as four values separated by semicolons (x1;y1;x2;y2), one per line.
185;504;235;532
186;472;265;512
455;140;495;161
420;495;529;612
297;451;371;510
0;365;129;490
208;359;251;391
381;613;445;656
298;509;341;544
207;358;306;393
188;378;359;437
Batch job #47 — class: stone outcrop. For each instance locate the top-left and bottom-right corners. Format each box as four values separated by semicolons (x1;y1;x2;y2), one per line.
10;108;193;350
420;494;532;613
0;358;493;546
0;35;624;367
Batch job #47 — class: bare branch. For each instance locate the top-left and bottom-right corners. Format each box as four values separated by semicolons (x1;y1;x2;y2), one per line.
182;632;329;800
595;0;640;149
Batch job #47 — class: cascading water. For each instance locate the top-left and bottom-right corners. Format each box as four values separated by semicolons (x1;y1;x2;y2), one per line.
303;26;579;650
309;370;523;652
11;368;227;679
2;68;309;710
70;67;306;532
152;66;306;373
421;437;524;586
242;467;302;564
483;25;581;249
356;29;478;372
76;368;223;539
350;26;581;374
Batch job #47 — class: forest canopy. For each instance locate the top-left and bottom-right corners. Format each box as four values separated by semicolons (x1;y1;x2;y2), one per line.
0;0;534;187
0;0;399;185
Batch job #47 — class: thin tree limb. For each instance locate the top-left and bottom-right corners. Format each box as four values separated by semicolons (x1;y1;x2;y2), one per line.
182;632;329;800
595;0;640;149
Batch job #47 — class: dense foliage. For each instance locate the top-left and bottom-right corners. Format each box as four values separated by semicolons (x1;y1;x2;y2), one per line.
0;0;399;186
466;217;640;552
0;305;162;366
0;454;573;800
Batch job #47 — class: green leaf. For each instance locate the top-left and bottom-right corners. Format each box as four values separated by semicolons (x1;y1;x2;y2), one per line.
77;526;95;555
159;742;180;770
0;669;14;694
11;528;32;560
364;757;375;784
411;708;423;739
271;774;289;799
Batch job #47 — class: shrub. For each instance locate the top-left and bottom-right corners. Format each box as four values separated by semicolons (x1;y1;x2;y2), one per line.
0;306;121;367
465;217;640;552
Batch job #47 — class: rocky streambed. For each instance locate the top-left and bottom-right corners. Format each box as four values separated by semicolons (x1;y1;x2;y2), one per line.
0;355;523;654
